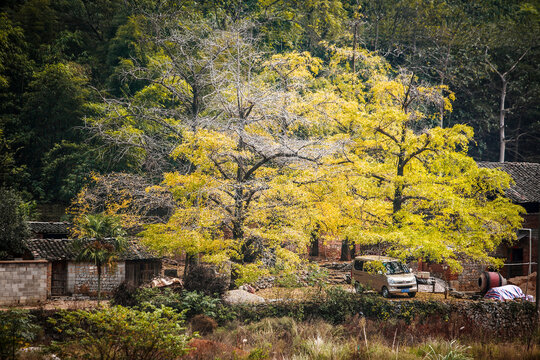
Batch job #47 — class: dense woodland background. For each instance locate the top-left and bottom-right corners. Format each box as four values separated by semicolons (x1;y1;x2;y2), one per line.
0;0;539;213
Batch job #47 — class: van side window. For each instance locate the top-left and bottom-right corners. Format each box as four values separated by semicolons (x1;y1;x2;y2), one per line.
354;260;364;271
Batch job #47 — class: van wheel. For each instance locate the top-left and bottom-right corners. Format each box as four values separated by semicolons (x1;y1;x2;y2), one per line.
354;281;361;293
381;286;390;298
407;292;417;298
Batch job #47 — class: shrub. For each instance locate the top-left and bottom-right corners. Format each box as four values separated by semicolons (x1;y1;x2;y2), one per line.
110;281;139;306
180;291;222;319
190;314;218;335
0;310;41;360
274;272;302;288
131;288;235;322
305;265;329;288
135;287;184;309
48;305;190;360
318;286;360;323
184;265;229;295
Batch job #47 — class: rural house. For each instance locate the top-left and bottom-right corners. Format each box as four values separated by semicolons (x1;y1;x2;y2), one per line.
0;222;161;305
24;237;162;296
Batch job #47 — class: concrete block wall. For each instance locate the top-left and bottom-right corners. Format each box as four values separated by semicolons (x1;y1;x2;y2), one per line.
0;260;48;305
67;261;125;294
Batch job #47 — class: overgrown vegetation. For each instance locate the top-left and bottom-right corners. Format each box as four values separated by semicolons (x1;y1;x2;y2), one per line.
47;305;191;360
208;316;539;360
0;310;40;360
2;287;538;359
111;287;235;323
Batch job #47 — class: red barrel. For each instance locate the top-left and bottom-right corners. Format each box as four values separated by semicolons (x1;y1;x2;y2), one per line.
478;271;507;293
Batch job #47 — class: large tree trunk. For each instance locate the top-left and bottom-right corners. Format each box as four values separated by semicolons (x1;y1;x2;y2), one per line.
310;231;319;257
184;253;199;279
341;238;354;261
393;150;406;222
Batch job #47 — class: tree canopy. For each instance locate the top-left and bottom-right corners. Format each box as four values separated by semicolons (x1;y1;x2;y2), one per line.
0;188;30;259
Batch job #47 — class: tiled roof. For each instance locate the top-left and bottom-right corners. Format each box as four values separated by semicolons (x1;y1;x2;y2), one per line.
28;222;70;235
24;238;160;261
478;162;540;203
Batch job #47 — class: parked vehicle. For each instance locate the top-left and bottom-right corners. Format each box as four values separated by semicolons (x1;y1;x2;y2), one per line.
351;255;417;298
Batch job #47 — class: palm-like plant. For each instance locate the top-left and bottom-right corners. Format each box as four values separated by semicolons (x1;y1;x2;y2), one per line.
72;213;127;305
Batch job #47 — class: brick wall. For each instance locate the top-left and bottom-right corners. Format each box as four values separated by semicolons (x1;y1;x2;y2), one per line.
67;261;125;295
0;260;48;305
456;262;487;291
309;240;342;260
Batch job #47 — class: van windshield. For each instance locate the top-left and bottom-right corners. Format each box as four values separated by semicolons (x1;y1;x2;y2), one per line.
383;261;410;274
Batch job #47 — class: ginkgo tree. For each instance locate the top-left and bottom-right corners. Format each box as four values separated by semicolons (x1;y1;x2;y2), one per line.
85;21;330;279
303;46;524;271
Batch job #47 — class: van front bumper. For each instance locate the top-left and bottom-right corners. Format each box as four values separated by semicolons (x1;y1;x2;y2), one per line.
388;284;418;294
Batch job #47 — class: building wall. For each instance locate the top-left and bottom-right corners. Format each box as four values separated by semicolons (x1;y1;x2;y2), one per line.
308;240;358;261
0;260;48;305
455;262;488;291
67;261;125;295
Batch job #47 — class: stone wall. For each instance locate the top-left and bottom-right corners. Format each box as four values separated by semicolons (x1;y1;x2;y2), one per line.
0;260;48;305
67;261;125;295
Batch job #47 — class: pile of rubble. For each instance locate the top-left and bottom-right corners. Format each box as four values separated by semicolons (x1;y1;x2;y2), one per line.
508;272;537;296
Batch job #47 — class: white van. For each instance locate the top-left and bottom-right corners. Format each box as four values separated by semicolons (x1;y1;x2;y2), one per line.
351;255;418;298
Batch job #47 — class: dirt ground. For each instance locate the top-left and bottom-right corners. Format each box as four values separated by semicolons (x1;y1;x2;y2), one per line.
0;298;109;311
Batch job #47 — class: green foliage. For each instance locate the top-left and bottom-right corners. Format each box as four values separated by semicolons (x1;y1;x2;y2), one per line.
0;188;30;259
72;213;127;269
132;288;235;322
40;141;100;202
48;305;190;360
305;264;329;289
0;310;40;360
134;287;184;310
274;272;302;288
317;287;360;324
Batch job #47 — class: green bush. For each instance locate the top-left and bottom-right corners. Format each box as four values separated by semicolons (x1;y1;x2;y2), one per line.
318;286;360;323
123;288;236;323
48;305;190;360
134;287;184;309
305;265;329;288
0;310;40;360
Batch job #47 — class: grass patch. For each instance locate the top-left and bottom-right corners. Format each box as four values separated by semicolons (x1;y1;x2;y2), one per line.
204;317;539;359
